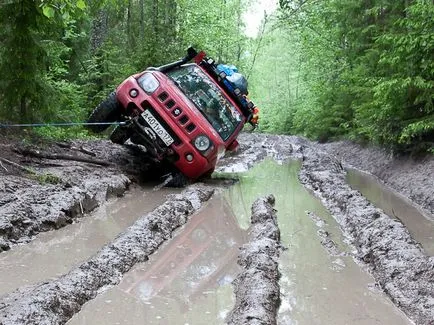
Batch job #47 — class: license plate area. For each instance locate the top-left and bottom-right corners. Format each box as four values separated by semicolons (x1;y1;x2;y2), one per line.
141;110;174;146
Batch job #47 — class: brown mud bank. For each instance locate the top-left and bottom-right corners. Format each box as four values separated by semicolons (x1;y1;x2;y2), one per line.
0;185;213;325
321;141;434;216
0;139;157;252
298;148;434;324
227;195;281;325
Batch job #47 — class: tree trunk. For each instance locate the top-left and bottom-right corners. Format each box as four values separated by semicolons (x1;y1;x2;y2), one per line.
236;0;242;65
140;0;145;41
20;95;27;123
152;0;159;40
127;0;133;49
90;10;108;54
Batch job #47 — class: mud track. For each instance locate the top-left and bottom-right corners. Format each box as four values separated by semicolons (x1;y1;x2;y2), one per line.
219;133;434;325
321;141;434;216
298;148;434;324
0;140;156;252
0;185;213;324
0;132;433;324
227;195;281;325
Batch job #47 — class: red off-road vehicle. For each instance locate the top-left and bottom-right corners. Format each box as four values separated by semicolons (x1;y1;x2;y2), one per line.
88;48;257;181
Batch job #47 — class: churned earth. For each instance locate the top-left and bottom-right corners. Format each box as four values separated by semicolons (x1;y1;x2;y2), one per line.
0;131;433;324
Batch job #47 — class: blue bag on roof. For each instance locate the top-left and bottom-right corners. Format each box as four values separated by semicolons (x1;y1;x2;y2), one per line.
217;64;248;96
217;64;238;76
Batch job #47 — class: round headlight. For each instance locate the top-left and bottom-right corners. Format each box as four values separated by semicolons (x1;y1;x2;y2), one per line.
194;135;211;152
137;73;159;94
129;89;138;98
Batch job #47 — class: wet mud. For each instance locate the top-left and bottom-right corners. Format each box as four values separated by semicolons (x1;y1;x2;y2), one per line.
0;132;433;324
299;148;434;324
308;212;345;257
0;185;179;296
67;159;411;325
321;141;434;216
227;195;281;325
67;194;245;325
0;185;213;325
347;168;434;255
0;140;157;252
224;159;411;325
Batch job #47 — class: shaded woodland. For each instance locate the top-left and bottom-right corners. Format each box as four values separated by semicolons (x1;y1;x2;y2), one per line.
0;0;432;153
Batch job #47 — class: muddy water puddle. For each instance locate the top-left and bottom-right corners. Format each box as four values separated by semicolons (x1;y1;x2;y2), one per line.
0;185;179;296
68;160;410;325
67;194;246;325
347;168;434;255
226;160;410;324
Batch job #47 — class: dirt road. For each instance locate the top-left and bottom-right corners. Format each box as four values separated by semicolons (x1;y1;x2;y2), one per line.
0;132;433;324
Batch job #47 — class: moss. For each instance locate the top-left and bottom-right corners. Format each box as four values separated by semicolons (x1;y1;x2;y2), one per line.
28;171;62;185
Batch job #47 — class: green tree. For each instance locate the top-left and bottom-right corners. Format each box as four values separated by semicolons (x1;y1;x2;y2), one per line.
0;0;47;122
252;0;433;152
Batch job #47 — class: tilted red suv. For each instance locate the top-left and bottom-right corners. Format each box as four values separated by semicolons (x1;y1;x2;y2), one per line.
88;48;258;181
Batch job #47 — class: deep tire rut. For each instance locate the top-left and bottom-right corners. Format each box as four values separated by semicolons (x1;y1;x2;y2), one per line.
0;185;214;325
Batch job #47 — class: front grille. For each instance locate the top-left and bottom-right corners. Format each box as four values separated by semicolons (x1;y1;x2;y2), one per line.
186;123;196;133
140;101;181;146
165;99;175;109
179;115;189;125
154;91;198;137
158;92;168;102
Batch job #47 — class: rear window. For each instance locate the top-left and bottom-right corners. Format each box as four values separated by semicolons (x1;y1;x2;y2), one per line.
167;64;242;140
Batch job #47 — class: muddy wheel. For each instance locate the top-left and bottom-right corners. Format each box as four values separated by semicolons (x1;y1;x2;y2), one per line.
165;171;189;188
109;125;132;145
130;133;147;146
87;92;121;133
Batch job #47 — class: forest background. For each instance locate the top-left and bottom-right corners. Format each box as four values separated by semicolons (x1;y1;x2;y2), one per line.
0;0;432;153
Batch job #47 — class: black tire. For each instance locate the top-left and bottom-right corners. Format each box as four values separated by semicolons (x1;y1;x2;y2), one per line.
130;133;146;146
165;171;189;188
109;125;132;145
87;92;121;133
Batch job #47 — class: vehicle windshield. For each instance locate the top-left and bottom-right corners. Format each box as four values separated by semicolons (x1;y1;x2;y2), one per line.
167;64;242;140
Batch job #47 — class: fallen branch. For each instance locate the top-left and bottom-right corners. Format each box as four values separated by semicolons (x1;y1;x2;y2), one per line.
31;161;67;168
78;146;96;157
0;157;35;174
0;159;7;171
55;142;96;157
16;148;111;167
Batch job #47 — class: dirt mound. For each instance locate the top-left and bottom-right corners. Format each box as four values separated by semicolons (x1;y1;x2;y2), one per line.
0;139;157;252
321;141;434;216
227;195;281;325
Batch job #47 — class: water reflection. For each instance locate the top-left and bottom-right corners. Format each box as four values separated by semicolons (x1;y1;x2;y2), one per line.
0;185;178;296
118;196;246;304
67;195;246;325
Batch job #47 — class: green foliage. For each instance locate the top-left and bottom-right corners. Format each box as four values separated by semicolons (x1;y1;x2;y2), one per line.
252;0;433;153
0;0;48;122
0;0;249;141
33;126;95;141
31;172;62;185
